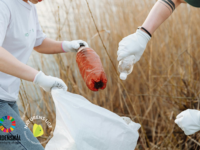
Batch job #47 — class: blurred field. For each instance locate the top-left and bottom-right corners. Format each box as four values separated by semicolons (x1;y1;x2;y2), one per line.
18;0;200;149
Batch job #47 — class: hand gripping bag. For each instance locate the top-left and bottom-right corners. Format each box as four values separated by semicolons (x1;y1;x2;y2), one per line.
45;88;141;150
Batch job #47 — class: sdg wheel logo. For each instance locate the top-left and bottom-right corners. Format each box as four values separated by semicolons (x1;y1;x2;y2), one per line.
0;116;16;133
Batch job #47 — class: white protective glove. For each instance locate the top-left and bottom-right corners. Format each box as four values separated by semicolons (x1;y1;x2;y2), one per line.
62;40;89;53
175;109;200;135
33;71;68;92
117;29;151;63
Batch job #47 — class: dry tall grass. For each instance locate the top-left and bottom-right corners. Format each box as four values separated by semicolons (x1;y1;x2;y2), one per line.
18;0;200;149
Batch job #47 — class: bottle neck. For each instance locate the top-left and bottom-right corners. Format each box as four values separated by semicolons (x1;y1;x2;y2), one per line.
77;47;85;53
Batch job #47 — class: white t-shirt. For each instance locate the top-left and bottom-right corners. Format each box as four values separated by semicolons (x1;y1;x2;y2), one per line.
0;0;46;101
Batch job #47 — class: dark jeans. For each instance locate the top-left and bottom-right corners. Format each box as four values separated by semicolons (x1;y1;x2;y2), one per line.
0;99;44;150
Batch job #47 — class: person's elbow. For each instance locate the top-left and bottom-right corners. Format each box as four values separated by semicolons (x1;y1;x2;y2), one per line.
0;47;4;60
34;45;42;53
33;38;47;53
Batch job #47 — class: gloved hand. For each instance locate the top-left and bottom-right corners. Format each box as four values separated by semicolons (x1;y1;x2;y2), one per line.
175;109;200;135
117;29;151;63
33;71;68;92
62;40;89;53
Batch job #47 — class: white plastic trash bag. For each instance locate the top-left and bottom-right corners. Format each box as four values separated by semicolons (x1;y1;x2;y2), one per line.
45;88;141;150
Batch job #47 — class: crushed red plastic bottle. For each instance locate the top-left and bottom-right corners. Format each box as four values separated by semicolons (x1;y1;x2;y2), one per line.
76;47;107;91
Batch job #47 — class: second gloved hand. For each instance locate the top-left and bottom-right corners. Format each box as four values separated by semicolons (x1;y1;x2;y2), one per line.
33;71;68;92
62;40;89;53
175;109;200;135
117;29;151;63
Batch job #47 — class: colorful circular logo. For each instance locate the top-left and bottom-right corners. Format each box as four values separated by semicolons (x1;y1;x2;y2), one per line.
0;116;16;133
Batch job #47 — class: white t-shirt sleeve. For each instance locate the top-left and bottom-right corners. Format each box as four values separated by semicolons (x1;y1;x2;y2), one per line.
34;7;46;47
0;1;10;46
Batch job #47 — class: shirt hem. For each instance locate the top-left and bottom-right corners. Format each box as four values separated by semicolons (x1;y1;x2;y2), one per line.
0;96;18;102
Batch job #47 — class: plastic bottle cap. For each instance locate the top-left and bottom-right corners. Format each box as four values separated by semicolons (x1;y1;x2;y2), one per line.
120;73;127;80
77;47;85;53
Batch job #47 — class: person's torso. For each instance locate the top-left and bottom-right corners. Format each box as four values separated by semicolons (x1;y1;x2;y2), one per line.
0;0;38;101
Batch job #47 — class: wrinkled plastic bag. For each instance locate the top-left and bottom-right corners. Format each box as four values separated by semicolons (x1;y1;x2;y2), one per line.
45;88;141;150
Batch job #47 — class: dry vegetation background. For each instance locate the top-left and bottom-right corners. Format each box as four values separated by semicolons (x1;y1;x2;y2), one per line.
18;0;200;149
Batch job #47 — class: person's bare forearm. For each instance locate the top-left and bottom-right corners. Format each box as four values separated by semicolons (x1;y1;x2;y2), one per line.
34;38;63;54
141;0;186;35
0;47;38;82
